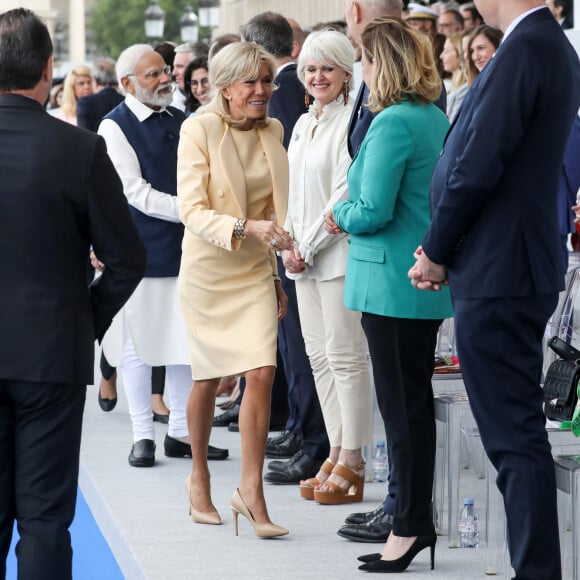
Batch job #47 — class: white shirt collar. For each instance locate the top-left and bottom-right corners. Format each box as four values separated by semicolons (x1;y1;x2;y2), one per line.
502;5;549;42
124;92;173;122
276;61;295;75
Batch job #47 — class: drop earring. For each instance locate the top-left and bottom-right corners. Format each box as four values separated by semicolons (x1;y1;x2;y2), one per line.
304;90;310;108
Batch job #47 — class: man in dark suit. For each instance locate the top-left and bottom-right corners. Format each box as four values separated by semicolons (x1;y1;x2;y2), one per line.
410;2;580;577
77;58;123;132
0;8;145;580
241;11;330;484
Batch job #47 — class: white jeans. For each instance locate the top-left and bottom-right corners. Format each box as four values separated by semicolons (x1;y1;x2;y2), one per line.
121;319;191;441
295;276;372;449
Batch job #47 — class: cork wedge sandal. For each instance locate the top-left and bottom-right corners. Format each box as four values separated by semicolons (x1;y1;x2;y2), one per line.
313;461;365;505
299;458;335;500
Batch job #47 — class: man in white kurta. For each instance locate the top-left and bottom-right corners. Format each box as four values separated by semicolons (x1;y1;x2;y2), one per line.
98;43;228;467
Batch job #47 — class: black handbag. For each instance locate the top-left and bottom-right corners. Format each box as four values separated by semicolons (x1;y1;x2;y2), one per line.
543;336;580;422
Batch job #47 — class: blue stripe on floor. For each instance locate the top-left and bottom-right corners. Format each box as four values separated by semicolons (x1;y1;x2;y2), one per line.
6;489;123;579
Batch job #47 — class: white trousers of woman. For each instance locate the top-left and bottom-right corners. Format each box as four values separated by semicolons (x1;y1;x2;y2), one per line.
295;276;372;449
121;318;191;442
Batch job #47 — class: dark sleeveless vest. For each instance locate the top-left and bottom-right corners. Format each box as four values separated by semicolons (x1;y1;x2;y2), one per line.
105;102;185;277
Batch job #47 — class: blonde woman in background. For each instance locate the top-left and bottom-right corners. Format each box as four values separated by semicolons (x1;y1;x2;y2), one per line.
55;65;92;125
439;32;468;122
283;29;372;505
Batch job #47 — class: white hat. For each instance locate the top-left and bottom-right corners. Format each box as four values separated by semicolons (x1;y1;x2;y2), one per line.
406;3;439;20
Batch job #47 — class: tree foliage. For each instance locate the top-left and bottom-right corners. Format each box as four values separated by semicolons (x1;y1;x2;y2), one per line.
90;0;198;58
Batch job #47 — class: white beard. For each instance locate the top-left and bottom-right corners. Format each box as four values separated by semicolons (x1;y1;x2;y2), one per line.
133;82;173;109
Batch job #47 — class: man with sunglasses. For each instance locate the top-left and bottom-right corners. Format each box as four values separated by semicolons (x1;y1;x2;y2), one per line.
98;44;228;468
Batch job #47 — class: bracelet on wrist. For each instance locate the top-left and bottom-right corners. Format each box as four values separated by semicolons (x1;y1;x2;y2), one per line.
233;218;247;239
272;275;281;282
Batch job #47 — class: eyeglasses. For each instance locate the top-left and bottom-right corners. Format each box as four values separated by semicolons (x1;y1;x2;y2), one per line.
127;65;171;80
185;78;210;88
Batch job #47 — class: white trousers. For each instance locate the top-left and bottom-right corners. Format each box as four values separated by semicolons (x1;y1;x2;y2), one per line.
295;276;372;449
121;319;191;441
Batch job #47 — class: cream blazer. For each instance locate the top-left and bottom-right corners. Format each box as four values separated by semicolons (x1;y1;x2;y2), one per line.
177;112;288;267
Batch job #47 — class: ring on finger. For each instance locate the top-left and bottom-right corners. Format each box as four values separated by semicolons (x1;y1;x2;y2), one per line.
270;238;278;247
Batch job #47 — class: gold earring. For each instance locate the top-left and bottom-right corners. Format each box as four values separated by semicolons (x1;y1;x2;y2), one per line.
343;80;349;105
304;90;310;108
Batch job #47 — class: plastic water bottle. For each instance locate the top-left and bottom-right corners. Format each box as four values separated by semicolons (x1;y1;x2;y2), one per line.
372;440;388;483
458;498;479;548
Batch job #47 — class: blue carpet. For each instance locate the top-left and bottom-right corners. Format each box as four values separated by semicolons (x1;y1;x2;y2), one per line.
6;489;123;579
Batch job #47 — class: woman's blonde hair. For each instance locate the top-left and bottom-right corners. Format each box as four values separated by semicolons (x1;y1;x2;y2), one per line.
201;42;276;129
446;32;467;91
362;17;441;112
60;65;91;117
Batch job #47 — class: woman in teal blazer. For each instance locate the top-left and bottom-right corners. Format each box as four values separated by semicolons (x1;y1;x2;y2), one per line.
326;18;453;573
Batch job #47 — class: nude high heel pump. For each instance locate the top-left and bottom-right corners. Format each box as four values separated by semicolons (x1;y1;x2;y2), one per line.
230;488;289;538
185;475;221;525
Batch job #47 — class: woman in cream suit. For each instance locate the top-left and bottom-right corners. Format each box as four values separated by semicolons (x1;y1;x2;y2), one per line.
177;42;292;538
283;30;372;505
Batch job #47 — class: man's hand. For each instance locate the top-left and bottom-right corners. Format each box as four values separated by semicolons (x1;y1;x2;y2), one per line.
408;246;448;291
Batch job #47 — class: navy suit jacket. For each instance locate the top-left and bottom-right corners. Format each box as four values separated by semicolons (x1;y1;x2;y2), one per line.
268;63;308;150
0;94;145;384
422;8;580;299
77;87;124;132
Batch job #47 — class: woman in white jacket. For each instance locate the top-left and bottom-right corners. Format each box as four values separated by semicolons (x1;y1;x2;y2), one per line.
283;30;372;505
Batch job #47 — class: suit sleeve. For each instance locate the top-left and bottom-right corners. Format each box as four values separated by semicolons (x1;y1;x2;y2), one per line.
422;45;542;264
177;118;240;251
333;113;410;235
88;136;146;341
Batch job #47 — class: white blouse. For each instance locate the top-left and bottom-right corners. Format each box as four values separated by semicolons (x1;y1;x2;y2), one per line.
285;96;353;281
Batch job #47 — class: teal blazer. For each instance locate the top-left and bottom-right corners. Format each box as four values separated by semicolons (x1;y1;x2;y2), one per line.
334;100;454;320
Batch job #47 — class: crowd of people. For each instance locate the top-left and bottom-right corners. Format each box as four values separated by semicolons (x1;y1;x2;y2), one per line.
1;0;579;579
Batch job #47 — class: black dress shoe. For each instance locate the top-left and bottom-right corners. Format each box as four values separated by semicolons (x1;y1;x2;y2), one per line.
152;411;169;424
265;431;301;458
212;404;240;427
345;503;385;525
163;435;229;461
267;449;305;474
263;452;322;485
337;512;393;543
128;439;155;467
267;429;292;447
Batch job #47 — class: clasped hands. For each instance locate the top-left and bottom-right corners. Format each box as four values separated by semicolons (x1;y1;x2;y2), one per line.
408;246;448;291
244;219;294;251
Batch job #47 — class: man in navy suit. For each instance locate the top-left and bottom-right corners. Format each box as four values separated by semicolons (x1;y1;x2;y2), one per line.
77;58;123;132
0;9;145;579
410;2;580;577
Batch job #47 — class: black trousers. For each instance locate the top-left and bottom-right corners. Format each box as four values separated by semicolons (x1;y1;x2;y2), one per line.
455;294;561;580
0;380;86;580
361;313;441;537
